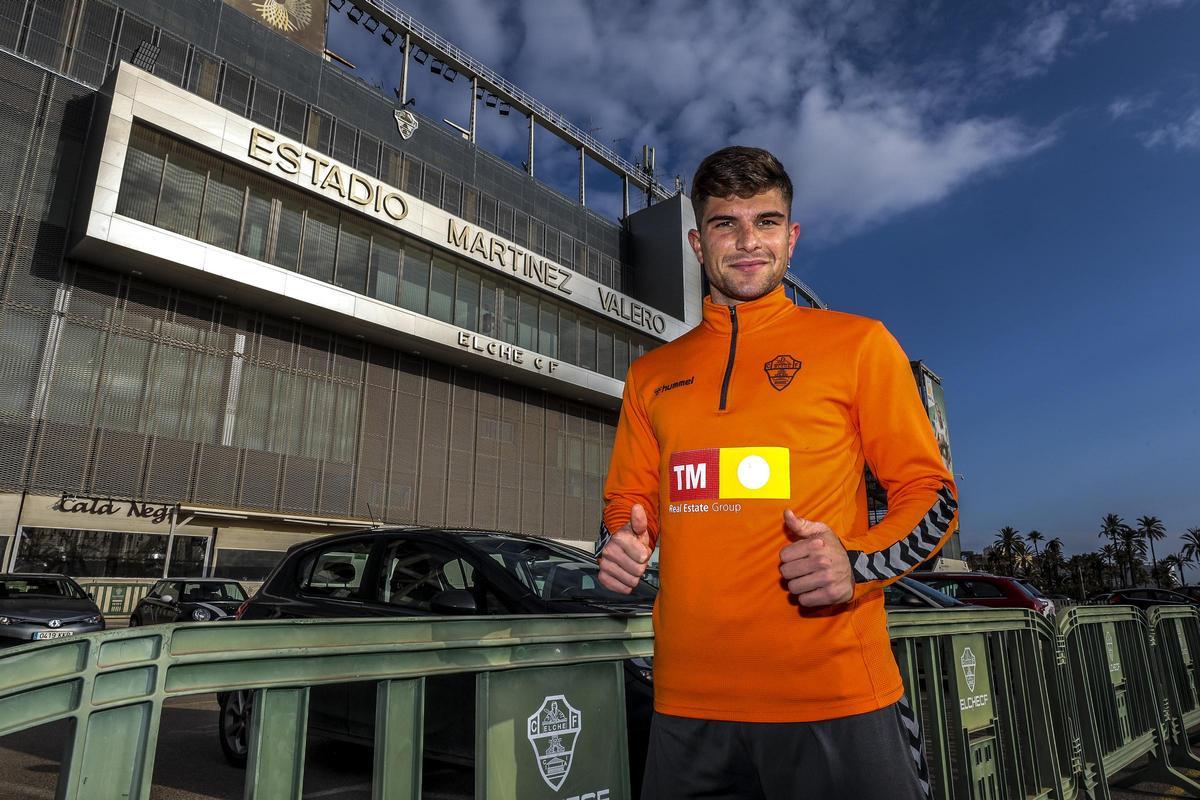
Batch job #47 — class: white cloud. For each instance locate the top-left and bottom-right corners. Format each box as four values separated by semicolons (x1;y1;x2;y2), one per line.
1108;93;1157;120
1102;0;1186;21
381;1;1063;240
767;86;1054;238
1142;107;1200;150
981;9;1073;80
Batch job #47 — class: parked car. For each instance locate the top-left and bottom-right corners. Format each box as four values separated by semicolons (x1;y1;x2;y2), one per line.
1171;585;1200;604
130;578;248;625
1088;588;1195;610
0;573;105;646
884;576;970;609
907;572;1054;616
217;527;656;779
1015;580;1057;616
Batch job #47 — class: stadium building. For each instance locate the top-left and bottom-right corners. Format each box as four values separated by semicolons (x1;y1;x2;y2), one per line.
0;0;829;602
0;0;961;606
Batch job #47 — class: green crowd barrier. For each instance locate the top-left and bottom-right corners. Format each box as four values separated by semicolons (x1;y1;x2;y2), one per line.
1059;605;1200;798
4;604;1200;799
889;608;1074;800
75;579;155;616
0;614;653;800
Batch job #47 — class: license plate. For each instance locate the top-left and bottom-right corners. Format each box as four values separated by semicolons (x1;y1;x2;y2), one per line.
33;630;75;640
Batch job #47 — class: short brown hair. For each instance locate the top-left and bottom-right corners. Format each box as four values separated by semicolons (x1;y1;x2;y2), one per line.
690;146;793;222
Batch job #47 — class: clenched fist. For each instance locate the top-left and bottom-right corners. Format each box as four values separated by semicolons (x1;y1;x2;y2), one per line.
598;504;652;594
779;509;854;607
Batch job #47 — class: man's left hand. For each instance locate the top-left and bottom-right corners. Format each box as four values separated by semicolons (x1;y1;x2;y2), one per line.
779;510;854;607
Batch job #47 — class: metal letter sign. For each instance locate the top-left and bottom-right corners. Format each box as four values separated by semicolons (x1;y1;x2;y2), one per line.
527;695;582;790
477;662;630;800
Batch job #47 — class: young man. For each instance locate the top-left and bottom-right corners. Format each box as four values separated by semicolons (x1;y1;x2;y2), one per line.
597;146;957;800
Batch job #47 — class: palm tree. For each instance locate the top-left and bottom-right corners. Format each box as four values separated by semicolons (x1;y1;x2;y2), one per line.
1099;544;1121;587
1118;524;1147;586
1161;554;1184;588
1100;513;1125;548
1136;516;1166;587
1027;530;1044;557
1181;527;1200;586
1043;538;1065;590
994;526;1025;576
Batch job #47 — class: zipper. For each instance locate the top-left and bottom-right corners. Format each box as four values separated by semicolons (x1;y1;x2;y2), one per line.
719;305;738;410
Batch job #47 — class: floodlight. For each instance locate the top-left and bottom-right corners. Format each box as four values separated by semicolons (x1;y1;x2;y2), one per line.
485;93;498;108
475;87;485;100
430;59;444;75
347;6;363;22
413;48;429;64
381;28;397;44
130;42;159;72
329;0;346;9
363;16;379;32
443;67;457;82
499;102;511;116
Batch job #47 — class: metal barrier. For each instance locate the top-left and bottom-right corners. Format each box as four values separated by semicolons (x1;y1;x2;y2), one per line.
1059;605;1200;797
5;605;1200;798
1147;606;1200;763
75;579;154;616
0;614;653;799
889;608;1073;800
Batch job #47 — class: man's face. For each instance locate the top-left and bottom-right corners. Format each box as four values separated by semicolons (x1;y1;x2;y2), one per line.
688;188;800;306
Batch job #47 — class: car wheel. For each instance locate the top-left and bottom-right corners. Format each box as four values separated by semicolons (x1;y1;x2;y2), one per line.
218;690;254;768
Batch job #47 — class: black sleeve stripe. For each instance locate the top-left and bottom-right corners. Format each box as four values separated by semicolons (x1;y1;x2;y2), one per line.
847;486;958;583
595;519;613;556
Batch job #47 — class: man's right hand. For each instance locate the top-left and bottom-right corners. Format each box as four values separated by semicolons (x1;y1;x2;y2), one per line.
597;504;652;594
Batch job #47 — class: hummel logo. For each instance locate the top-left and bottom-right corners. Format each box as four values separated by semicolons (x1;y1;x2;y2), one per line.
654;376;694;396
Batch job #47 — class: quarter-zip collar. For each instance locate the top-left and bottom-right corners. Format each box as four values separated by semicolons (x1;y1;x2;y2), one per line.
701;284;795;336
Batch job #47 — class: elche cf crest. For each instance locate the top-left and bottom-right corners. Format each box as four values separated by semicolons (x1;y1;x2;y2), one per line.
763;354;802;390
527;694;582;791
960;646;977;692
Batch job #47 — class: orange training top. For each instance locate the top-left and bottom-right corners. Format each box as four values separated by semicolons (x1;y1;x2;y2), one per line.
600;285;958;722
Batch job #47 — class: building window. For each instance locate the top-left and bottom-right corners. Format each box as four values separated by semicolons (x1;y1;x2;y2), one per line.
370;234;403;306
428;257;456;323
454;268;481;330
335;222;371;295
518;292;538;351
400;245;430;315
14;528;205;579
212;548;285;582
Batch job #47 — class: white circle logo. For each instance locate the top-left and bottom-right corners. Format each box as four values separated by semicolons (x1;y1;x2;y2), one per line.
736;455;770;490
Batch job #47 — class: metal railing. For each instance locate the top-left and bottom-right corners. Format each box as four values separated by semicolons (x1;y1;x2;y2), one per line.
6;605;1200;798
361;0;671;201
0;614;653;799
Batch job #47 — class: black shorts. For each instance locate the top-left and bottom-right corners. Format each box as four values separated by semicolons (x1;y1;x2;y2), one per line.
640;700;930;800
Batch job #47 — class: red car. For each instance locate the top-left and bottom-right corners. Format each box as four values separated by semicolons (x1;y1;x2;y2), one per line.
908;572;1055;617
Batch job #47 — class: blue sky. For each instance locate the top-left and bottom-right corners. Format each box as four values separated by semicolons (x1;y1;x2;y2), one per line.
328;1;1200;559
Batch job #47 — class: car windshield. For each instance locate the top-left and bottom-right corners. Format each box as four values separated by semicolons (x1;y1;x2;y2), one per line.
0;577;86;599
1018;580;1048;599
900;578;965;607
461;534;657;603
179;582;246;602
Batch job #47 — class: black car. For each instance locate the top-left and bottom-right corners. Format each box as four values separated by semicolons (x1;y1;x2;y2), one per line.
218;527;656;776
0;573;105;646
130;578;248;625
1089;587;1195;610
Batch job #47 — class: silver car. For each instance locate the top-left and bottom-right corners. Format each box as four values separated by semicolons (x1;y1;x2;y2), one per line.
0;573;105;646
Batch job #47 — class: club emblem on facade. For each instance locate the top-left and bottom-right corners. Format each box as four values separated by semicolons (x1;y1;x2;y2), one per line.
960;646;977;692
763;355;802;391
527;695;582;791
395;109;419;140
252;0;313;33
